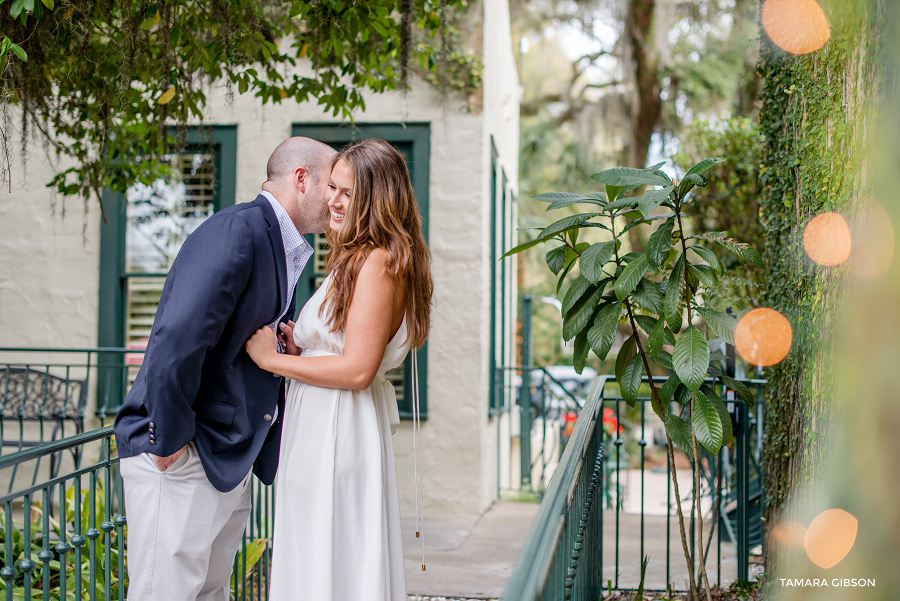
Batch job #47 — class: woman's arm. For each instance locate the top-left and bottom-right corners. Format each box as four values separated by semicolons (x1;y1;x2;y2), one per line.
246;249;397;390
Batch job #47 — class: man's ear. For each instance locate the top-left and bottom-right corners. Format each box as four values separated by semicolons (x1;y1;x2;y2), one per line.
294;167;308;194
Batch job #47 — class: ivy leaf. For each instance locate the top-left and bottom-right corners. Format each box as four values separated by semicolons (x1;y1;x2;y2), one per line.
664;255;685;332
636;186;674;217
561;276;594;316
720;376;756;411
573;330;589;375
580;241;616;283
646;218;675;268
632;278;664;314
614;335;637;385
546;246;567;275
700;384;734;446
688;245;724;274
664;413;694;459
692;390;724;455
620;354;644;407
673;326;710;391
684;157;726;178
689;264;719;289
614;254;650;301
647;316;666;358
592;167;670;187
587;302;621;360
696;307;738;346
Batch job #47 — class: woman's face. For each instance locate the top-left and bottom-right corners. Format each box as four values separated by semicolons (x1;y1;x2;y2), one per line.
327;158;353;232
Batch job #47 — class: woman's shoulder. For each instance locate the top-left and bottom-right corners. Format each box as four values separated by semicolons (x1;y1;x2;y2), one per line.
361;247;391;272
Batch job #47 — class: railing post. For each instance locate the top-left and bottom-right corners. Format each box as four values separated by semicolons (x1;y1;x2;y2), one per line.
519;295;533;489
736;399;750;581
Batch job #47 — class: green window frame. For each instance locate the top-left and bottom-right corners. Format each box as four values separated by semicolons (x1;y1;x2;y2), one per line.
290;122;430;420
96;126;238;416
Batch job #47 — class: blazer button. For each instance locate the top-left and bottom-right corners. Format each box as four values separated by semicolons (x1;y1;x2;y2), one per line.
263;414;273;422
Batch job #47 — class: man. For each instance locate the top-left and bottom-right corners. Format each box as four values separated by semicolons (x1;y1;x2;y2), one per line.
114;137;337;601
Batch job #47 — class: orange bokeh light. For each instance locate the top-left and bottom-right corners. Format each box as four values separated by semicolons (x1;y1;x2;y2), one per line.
803;213;851;266
762;0;830;55
805;509;858;569
735;308;792;367
770;520;808;548
852;201;895;279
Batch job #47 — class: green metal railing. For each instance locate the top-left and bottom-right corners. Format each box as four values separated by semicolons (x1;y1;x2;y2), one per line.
503;375;766;599
0;427;273;600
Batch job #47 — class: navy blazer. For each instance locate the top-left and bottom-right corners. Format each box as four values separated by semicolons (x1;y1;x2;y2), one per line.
114;195;296;492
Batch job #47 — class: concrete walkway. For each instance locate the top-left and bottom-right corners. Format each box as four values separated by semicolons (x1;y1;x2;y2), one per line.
402;500;541;600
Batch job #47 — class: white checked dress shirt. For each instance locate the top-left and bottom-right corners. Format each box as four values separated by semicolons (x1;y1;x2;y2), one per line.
260;191;314;339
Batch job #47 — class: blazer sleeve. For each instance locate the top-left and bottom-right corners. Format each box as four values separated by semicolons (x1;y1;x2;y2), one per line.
141;214;254;456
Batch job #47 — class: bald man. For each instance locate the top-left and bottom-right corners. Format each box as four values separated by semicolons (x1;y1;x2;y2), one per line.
114;137;336;601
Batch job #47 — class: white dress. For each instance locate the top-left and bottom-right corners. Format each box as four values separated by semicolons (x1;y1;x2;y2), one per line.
269;273;409;601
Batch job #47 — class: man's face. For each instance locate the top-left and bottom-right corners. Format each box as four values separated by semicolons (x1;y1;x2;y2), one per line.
296;167;332;234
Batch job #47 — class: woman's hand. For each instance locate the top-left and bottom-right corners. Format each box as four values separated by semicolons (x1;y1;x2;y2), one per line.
277;320;302;356
246;326;279;371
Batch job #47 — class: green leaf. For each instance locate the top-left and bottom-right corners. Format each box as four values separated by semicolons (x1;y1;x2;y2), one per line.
562;285;604;341
614;254;649;301
633;314;658;335
41;0;53;8
673;326;709;391
688;245;724;274
546;246;567;275
556;258;576;294
540;213;602;239
580;241;615;283
636;186;674;217
696;307;737;346
646;218;675;268
573;330;589;374
660;372;681;404
656;350;674;370
614;335;637;385
664;255;685;332
688;264;719;289
503;236;546;257
664;413;694;459
604;195;638;211
720;376;756;410
632;278;664;314
10;0;26;18
9;42;26;62
546;197;606;210
677;173;708;198
620;354;643;407
533;191;599;202
674;384;692;407
592;167;670;187
561;276;594;316
684;157;726;178
719;239;764;268
587;302;620;360
604;184;638;203
647;316;665;358
692;390;724;455
140;16;156;30
700;384;734;446
0;38;10;57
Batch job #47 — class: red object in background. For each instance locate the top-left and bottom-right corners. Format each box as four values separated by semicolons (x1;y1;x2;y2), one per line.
602;408;620;433
563;411;578;439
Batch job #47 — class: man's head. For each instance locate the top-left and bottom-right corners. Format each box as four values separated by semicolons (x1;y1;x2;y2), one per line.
262;137;336;234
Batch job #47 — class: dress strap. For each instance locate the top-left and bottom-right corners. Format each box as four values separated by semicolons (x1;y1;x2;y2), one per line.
411;348;425;571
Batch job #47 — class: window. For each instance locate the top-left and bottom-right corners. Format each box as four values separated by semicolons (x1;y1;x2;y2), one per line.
97;126;237;415
291;123;430;419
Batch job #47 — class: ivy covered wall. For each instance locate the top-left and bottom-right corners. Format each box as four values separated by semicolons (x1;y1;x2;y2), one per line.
758;0;882;533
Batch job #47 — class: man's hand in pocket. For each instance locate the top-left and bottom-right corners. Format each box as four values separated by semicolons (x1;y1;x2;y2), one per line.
150;445;187;472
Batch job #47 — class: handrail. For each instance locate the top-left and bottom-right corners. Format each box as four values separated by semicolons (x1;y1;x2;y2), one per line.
502;375;610;601
0;426;114;470
0;347;145;353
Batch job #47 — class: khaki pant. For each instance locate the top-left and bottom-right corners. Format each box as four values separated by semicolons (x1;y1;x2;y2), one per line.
119;443;252;601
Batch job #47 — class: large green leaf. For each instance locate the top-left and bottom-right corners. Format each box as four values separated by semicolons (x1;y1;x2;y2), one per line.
696;307;737;345
700;384;734;446
720;375;756;410
620;354;644;407
561;276;594;316
647;316;666;358
586;302;621;360
614;254;650;300
673;326;709;391
687;245;724;274
646;218;675;268
674;384;692;407
546;246;567;275
715;238;764;268
573;330;589;374
664;412;694;459
655;350;674;370
660;372;681;404
547;197;606;210
592;167;670;187
580;241;616;283
533;191;601;202
684;157;726;178
688;263;719;289
540;213;602;239
692;390;724;455
503;236;547;257
632;278;664;314
664;255;685;331
614;335;637;385
677;173;708;198
562;285;604;341
636;186;674;217
633;314;658;336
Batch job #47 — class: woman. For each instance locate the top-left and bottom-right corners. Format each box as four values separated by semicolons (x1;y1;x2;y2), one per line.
245;138;432;601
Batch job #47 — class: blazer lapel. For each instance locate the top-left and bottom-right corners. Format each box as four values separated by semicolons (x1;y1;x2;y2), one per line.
254;194;288;318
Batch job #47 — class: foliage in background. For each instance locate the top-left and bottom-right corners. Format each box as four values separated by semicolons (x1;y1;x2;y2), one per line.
676;118;765;312
506;159;761;601
0;0;481;205
756;0;881;574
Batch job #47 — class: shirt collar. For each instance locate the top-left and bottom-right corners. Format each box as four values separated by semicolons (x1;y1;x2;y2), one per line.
260;190;307;259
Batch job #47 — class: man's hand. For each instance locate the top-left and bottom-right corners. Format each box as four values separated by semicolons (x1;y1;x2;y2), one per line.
150;445;187;472
278;320;302;356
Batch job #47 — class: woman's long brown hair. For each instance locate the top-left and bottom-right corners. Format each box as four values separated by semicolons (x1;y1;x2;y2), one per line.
320;138;433;348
